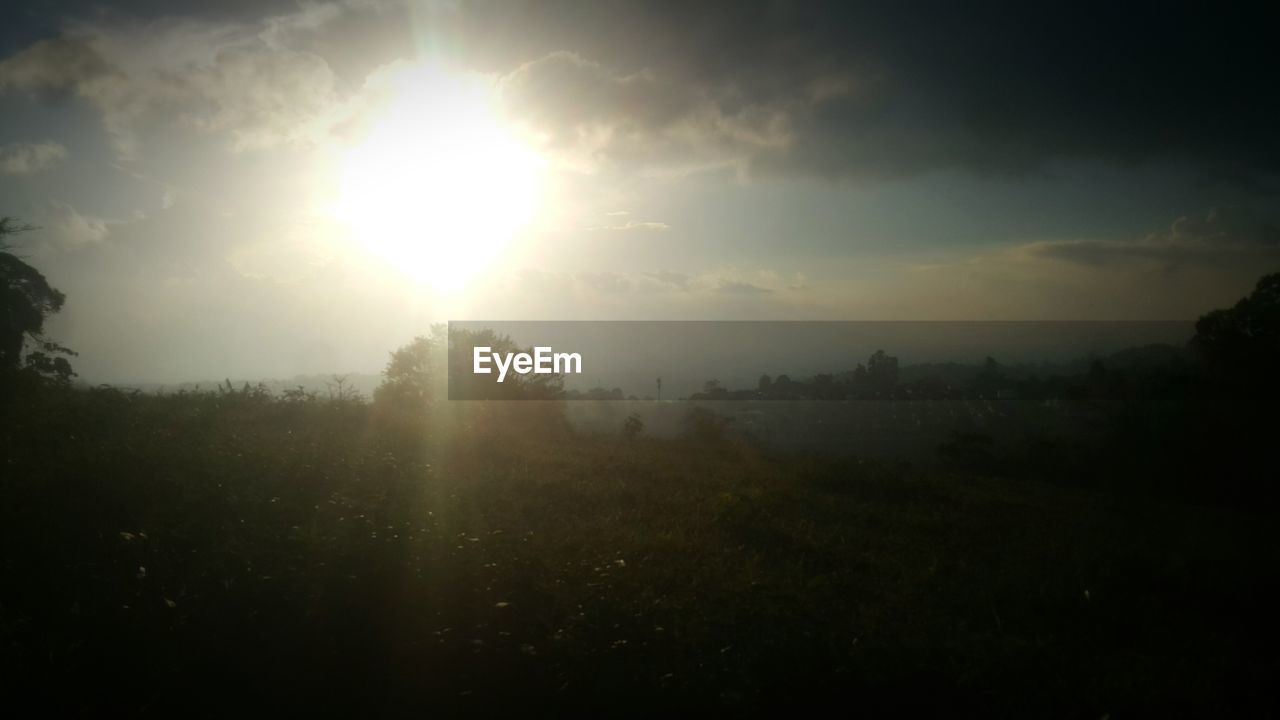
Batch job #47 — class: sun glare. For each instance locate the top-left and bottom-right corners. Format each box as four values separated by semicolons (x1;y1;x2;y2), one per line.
333;62;542;292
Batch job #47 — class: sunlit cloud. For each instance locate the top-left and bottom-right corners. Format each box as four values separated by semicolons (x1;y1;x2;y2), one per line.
588;220;670;232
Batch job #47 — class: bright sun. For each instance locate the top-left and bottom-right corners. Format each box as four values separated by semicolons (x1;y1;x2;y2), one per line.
333;62;542;292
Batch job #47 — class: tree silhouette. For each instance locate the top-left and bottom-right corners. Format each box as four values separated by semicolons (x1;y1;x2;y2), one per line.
974;356;1004;397
1177;271;1280;502
1190;272;1280;385
1;217;75;384
374;328;442;412
866;349;899;397
374;324;564;410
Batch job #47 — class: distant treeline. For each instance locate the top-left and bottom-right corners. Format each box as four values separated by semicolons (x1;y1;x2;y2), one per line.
686;343;1195;402
563;386;650;401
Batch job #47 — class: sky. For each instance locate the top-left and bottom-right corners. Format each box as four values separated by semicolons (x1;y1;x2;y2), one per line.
1;0;1278;383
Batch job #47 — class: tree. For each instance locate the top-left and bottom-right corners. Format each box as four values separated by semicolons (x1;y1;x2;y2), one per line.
373;328;443;412
812;372;840;400
691;379;729;401
1190;272;1280;385
1179;272;1280;503
447;326;563;400
1;217;75;384
849;363;869;395
373;324;564;411
866;349;899;397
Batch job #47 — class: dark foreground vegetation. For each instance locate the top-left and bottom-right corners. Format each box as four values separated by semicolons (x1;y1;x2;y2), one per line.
2;381;1278;716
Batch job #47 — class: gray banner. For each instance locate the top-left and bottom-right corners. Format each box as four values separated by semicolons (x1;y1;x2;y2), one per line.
447;320;1193;401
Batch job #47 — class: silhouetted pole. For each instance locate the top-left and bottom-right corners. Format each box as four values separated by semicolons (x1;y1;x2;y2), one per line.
657;377;662;402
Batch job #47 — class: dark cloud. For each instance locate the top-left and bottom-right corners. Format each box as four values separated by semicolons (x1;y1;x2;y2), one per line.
8;1;1277;180
498;50;786;173
0;0;302;56
460;1;1280;182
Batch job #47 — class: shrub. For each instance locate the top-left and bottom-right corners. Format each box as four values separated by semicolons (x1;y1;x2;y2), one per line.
621;412;644;439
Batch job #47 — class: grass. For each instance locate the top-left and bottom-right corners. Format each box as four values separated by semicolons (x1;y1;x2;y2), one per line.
1;386;1275;715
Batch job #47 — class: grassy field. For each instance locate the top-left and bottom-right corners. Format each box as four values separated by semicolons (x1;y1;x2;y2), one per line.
2;387;1276;715
565;398;1110;463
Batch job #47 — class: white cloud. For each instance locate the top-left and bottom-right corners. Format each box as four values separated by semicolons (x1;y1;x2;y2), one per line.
0;14;349;160
31;201;111;250
488;265;806;302
588;220;670;232
0;141;68;175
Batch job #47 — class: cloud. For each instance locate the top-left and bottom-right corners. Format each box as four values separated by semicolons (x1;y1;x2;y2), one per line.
464;2;1280;182
0;34;116;95
0;141;68;174
9;2;1277;181
698;269;799;295
489;266;805;302
0;10;360;159
1021;206;1280;270
588;220;670;232
577;271;631;294
30;200;111;250
641;271;690;290
878;206;1280;319
715;280;773;295
498;51;790;175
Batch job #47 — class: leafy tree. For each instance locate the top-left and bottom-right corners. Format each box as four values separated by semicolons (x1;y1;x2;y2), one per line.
373;324;564;411
1190;272;1280;384
448;327;563;400
1;217;76;384
374;328;442;412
